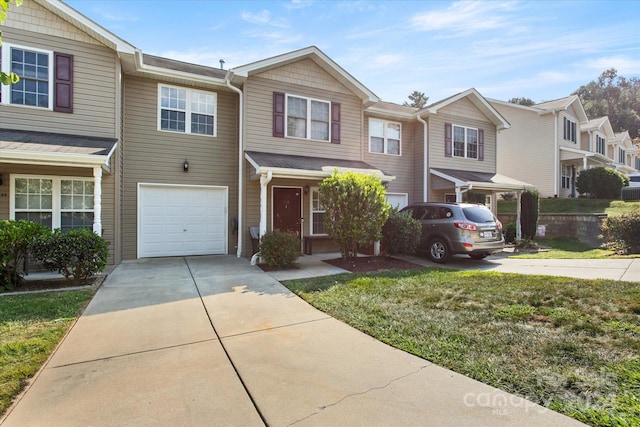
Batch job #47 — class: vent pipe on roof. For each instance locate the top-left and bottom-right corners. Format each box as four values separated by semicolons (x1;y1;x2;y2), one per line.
219;59;225;70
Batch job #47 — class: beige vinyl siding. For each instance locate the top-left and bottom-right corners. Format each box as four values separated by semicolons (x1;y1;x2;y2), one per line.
0;26;118;138
428;99;497;174
243;63;363;161
122;77;238;259
493;103;557;197
362;115;415;197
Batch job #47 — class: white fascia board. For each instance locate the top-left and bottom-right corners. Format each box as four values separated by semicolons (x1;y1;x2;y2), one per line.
134;52;227;87
560;146;595;157
0;150;109;168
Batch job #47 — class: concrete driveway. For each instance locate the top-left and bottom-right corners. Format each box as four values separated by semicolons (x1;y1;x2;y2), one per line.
1;255;586;426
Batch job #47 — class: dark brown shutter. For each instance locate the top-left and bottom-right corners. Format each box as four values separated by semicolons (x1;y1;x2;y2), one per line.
273;92;285;137
478;129;484;161
330;102;340;144
54;53;73;113
444;123;452;157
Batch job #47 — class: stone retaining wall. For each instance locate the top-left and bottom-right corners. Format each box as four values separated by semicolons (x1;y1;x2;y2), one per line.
498;213;607;248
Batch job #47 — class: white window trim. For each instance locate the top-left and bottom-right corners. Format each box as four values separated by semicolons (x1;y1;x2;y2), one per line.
452;124;478;159
285;93;331;142
0;43;54;110
157;83;217;137
10;174;94;230
309;187;327;236
561;164;571;189
369;118;402;156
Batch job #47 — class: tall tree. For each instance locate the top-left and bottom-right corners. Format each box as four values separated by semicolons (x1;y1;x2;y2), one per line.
403;91;429;108
573;69;640;138
0;0;22;85
508;97;535;106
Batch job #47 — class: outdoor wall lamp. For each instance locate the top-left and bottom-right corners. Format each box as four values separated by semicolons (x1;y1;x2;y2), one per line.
0;174;3;186
304;184;310;195
183;160;189;172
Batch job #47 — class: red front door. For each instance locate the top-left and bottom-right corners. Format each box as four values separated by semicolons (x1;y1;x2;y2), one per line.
273;187;302;236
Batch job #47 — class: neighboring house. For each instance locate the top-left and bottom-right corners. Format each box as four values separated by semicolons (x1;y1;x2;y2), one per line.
492;96;638;198
492;95;592;198
609;131;637;175
1;0;532;263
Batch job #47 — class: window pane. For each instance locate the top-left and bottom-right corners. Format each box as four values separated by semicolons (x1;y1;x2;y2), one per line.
310;120;329;141
370;119;384;137
287;96;307;118
310;101;329;121
312;212;325;235
61;194;72;209
386;123;400;140
15;194;27;209
388;139;400;155
61;212;94;232
41;194;52;209
15;212;52;229
15;178;28;193
371;136;384;153
191;113;214;135
287;117;306;138
161;109;186;132
453;126;465;143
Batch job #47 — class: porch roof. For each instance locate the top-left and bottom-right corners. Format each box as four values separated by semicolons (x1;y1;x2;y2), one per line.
245;151;395;181
431;168;533;191
0;129;117;169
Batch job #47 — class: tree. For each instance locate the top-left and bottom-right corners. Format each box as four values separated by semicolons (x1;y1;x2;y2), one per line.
508;97;535;106
403;91;429;108
576;167;628;199
0;0;22;85
520;189;539;240
319;171;390;260
574;69;640;138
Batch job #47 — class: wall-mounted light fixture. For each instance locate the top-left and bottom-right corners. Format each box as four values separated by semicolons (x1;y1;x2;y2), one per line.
0;174;3;186
304;184;310;195
183;160;189;172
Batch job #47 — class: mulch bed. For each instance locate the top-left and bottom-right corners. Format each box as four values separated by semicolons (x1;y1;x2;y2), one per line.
1;277;102;294
323;256;424;273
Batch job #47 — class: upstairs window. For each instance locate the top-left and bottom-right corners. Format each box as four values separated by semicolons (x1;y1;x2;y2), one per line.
596;135;606;155
369;118;401;155
619;148;626;164
1;44;73;112
445;123;484;160
563;117;577;143
287;95;330;141
158;84;216;136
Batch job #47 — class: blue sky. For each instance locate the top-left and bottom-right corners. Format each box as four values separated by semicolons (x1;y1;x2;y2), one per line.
65;0;640;105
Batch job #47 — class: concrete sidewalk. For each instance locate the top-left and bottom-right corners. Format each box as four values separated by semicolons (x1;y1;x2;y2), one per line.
2;255;586;426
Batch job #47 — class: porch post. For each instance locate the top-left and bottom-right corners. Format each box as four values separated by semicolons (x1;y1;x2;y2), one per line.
516;190;522;241
92;167;102;235
259;171;272;238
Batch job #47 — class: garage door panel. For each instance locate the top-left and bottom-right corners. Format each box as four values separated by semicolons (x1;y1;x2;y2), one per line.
138;185;228;258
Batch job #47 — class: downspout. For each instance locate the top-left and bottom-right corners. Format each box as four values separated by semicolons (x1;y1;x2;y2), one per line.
416;113;428;201
224;72;244;258
553;111;559;197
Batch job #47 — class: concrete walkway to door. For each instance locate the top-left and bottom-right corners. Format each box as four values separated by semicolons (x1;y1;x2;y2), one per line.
1;256;585;427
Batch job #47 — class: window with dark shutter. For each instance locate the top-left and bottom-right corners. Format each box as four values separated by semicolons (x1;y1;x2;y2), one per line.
330;102;340;144
273;92;285;137
478;129;484;161
54;53;73;113
444;123;452;157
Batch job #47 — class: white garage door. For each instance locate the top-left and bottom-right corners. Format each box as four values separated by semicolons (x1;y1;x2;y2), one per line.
138;184;227;258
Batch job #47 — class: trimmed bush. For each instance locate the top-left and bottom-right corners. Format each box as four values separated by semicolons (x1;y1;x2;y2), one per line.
31;228;110;284
464;191;487;204
576;167;628;199
259;231;300;268
382;207;421;255
521;189;539;240
319;171;390;260
601;212;640;254
0;220;50;290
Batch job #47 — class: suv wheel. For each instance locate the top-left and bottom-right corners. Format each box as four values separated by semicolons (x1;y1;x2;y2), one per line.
428;238;450;264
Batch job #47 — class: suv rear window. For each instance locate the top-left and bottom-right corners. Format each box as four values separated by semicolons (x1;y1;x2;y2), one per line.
462;206;495;223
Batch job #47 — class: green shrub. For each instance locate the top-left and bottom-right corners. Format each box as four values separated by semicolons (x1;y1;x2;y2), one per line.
31;228;109;284
576;167;628;199
259;231;300;268
521;189;539;240
319;171;390;260
503;222;517;244
600;211;640;254
382;207;421;255
0;220;50;290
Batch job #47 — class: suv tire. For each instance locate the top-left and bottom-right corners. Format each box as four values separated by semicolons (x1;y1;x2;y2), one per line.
428;238;451;264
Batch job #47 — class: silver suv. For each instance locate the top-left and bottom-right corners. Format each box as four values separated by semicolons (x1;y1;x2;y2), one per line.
400;202;504;263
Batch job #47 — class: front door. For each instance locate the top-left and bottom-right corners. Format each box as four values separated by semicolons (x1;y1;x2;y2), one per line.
273;187;302;236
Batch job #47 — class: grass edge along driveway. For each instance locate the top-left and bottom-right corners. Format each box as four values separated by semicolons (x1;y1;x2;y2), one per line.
0;289;95;416
284;269;640;427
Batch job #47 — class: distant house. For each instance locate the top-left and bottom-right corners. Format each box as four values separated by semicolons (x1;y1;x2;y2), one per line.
1;0;531;263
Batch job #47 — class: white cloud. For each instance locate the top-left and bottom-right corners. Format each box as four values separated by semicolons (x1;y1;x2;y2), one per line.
580;56;640;76
241;9;289;28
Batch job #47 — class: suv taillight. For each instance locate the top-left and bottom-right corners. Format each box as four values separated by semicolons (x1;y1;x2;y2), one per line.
454;222;477;231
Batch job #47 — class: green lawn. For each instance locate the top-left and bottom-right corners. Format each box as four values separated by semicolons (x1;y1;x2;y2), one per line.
510;238;623;259
285;270;640;427
0;290;95;416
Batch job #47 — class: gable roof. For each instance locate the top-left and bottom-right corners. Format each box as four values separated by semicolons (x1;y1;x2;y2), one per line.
431;168;533;191
535;95;588;123
418;88;510;130
231;46;379;106
581;117;615;138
